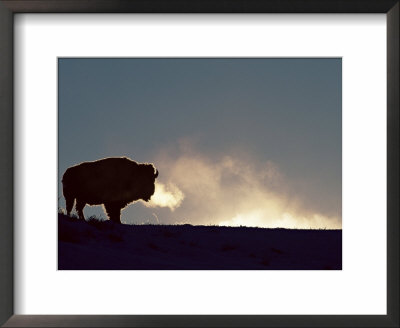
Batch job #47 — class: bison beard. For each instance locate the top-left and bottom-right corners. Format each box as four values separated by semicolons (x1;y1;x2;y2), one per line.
62;157;159;223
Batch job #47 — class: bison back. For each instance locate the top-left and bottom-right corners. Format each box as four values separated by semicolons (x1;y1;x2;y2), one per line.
62;158;141;204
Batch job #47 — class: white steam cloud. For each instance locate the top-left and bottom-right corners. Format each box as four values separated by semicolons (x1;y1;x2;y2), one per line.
150;144;341;229
144;182;184;211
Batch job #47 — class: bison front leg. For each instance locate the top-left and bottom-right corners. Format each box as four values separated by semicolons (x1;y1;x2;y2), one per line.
104;203;122;224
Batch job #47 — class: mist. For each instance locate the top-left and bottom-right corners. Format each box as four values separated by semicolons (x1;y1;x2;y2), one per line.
126;143;341;229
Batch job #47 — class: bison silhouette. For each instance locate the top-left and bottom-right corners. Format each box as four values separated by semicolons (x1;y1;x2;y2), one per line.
62;157;159;223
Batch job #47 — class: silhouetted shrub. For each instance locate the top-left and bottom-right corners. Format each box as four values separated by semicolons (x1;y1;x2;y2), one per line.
87;215;107;229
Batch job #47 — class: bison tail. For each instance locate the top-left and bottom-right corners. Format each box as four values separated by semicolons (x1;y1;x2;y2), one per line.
62;174;75;216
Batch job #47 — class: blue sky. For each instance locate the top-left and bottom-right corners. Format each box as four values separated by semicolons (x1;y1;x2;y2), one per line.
58;58;341;228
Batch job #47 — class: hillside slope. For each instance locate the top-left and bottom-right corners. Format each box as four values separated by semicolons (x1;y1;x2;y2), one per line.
58;214;342;270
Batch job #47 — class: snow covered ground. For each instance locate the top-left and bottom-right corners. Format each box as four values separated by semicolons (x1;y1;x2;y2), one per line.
58;214;342;270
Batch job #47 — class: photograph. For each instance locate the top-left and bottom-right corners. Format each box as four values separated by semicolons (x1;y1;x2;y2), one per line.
1;0;397;325
58;58;342;270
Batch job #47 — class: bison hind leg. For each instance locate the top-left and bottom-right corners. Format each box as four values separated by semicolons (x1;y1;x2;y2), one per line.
65;196;75;216
104;203;122;224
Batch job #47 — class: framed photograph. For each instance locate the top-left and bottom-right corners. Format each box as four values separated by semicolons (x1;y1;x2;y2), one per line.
56;56;343;272
0;0;398;327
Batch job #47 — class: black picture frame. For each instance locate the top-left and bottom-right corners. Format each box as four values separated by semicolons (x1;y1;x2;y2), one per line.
0;1;398;327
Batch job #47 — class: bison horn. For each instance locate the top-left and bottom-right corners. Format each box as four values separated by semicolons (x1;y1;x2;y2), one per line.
154;169;159;178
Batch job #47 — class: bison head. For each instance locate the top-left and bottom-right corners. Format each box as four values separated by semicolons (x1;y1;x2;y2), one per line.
139;164;159;202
